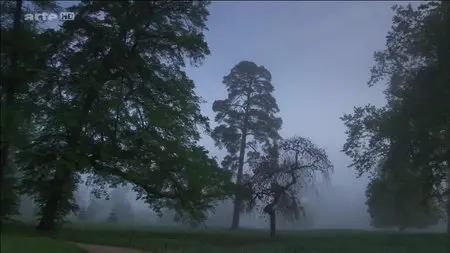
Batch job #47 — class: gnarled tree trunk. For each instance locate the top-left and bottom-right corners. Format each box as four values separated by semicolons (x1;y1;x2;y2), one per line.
264;200;277;237
269;212;276;237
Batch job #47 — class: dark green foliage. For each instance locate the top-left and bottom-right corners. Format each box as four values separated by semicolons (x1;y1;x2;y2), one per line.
366;171;442;230
1;0;23;220
1;0;60;219
212;60;282;229
1;164;19;219
1;0;232;231
212;61;283;168
342;1;450;232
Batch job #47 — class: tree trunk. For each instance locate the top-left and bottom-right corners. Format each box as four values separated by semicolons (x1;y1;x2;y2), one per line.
447;201;450;234
269;212;276;237
36;167;72;232
230;128;248;230
36;83;98;231
36;192;60;231
230;196;241;229
446;164;450;234
0;0;22;188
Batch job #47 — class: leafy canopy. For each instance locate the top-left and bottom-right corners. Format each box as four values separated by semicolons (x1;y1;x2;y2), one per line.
10;0;233;228
342;1;450;231
366;170;442;230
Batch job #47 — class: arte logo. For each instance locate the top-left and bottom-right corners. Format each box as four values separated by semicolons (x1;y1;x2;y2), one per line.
24;12;75;21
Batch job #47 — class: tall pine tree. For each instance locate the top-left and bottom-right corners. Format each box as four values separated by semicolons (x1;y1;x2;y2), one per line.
212;61;282;229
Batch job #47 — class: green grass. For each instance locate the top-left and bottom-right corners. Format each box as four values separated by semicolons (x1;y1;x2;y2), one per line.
1;235;87;253
2;221;449;253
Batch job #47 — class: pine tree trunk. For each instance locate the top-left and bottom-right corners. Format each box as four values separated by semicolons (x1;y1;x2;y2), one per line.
231;129;248;229
230;196;241;229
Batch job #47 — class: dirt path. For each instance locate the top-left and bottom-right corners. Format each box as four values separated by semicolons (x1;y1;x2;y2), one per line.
74;243;149;253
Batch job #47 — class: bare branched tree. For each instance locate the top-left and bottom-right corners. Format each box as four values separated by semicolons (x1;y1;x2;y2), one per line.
242;136;333;236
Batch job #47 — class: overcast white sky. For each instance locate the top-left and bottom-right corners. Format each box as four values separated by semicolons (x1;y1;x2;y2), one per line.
184;1;402;228
188;1;395;187
50;1;418;228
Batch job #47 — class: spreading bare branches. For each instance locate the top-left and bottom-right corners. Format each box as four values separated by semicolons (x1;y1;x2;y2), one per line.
242;136;333;236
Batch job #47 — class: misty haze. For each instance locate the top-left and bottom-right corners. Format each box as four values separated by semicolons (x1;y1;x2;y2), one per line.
1;1;449;253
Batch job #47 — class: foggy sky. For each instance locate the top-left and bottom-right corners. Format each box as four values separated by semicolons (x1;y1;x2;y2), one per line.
181;1;412;228
51;1;416;228
189;0;393;185
186;1;398;227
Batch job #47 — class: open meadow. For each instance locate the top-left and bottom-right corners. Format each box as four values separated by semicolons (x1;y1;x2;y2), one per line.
1;221;448;253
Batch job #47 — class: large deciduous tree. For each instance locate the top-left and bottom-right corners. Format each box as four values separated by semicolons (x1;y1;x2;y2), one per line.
0;0;59;219
212;61;282;229
342;1;450;233
13;0;233;231
242;136;333;236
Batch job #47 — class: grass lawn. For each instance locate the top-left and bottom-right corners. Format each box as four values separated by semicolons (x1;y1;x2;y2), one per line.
1;235;87;253
2;221;449;253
